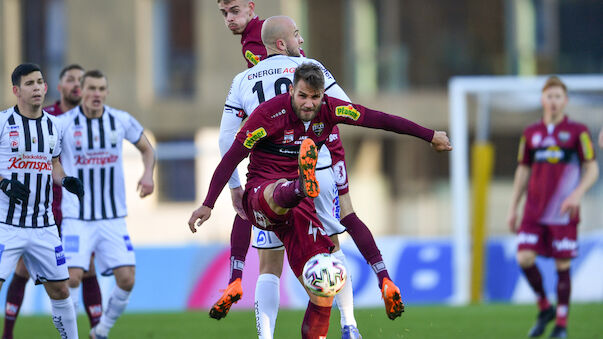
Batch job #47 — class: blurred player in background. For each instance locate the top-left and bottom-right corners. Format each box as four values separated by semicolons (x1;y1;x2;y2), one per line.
189;62;451;338
598;128;603;149
2;63;104;339
58;70;156;339
507;76;599;338
0;63;85;339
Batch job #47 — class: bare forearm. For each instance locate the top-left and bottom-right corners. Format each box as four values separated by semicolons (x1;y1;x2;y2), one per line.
509;165;530;210
573;160;599;199
51;158;67;185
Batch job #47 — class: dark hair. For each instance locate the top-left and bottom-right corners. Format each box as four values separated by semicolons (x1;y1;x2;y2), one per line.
293;63;325;90
11;63;42;86
59;64;84;80
81;70;106;86
542;76;567;94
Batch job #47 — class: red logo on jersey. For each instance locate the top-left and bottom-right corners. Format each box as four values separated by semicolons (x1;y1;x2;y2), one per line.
9;131;18;137
283;130;294;143
8;156;52;172
74;154;119;166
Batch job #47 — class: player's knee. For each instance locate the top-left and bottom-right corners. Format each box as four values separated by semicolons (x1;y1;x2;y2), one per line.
115;267;136;291
555;258;571;271
68;268;84;287
258;250;284;276
516;250;536;268
46;282;70;300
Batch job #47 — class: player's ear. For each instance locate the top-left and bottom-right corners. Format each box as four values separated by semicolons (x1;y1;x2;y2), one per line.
12;85;19;97
288;84;294;95
248;1;255;13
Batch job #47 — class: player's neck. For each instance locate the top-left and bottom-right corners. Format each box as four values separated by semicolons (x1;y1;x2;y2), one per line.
16;102;42;119
59;100;77;113
543;112;564;126
82;106;103;119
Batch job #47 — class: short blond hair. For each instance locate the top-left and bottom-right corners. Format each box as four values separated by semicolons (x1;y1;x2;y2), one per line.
542;76;567;94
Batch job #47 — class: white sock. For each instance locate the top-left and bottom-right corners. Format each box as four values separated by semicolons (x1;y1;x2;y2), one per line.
95;286;131;336
50;297;78;339
68;286;80;313
333;250;357;328
255;274;280;339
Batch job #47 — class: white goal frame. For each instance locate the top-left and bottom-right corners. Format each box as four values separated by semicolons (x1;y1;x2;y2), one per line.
448;74;603;304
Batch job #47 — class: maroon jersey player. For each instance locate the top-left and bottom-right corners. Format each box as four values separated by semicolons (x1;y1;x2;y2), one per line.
507;76;599;338
189;63;451;338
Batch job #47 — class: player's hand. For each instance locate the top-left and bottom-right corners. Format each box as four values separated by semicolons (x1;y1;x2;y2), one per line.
188;205;212;233
560;192;581;218
507;209;518;233
137;173;154;198
62;176;84;200
0;178;30;204
230;186;247;220
430;131;452;152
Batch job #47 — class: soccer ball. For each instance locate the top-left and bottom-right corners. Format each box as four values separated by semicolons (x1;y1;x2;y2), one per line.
302;253;347;297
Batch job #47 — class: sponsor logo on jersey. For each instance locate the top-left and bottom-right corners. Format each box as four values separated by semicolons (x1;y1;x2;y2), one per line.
517;232;538;245
253;210;272;229
74;153;119;166
332;160;347;186
244;127;267;149
328;133;338;143
9;131;18;137
558;131;570;142
0;244;4;260
283;129;294;143
55;245;66;266
245;50;261;66
335;105;360;121
271;109;287;119
9;130;19;148
8;156;52;172
534;146;564;163
236;109;247;119
124;235;134;251
531;133;542;147
553;237;577;251
256;230;268;246
63;235;79;252
312;122;324;136
247;67;296;80
579;131;594;160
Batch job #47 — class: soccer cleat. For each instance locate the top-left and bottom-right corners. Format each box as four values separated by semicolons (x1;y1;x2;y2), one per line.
381;278;404;320
209;278;243;320
548;325;567;338
89;326;108;339
298;138;320;198
528;306;556;337
341;325;362;339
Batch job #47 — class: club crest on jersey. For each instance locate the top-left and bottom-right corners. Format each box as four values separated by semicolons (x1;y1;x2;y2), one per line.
110;131;119;145
244;127;267;149
558;131;570;142
48;134;57;150
531;133;542;147
312;122;325;136
335;105;360;121
283;129;294;143
245;50;261;65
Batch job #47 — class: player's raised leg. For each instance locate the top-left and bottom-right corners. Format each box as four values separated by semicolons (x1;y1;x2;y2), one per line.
2;258;30;339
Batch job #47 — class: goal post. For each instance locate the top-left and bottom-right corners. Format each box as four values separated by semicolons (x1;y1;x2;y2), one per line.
448;74;603;305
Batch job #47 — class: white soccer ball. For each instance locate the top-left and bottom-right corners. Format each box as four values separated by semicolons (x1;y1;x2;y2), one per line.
302;253;347;297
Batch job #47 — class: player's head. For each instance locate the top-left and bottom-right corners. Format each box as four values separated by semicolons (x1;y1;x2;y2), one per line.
58;64;85;107
11;63;47;107
217;0;255;35
81;70;108;113
290;63;325;122
541;76;568;120
262;16;304;57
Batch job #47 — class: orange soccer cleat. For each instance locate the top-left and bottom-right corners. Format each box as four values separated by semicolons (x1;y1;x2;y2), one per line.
381;277;405;320
209;278;243;320
298;138;320;198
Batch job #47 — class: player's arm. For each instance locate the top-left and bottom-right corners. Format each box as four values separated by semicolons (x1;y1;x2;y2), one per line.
598;127;603;149
52;157;84;200
134;133;156;198
0;175;30;204
507;164;531;233
219;105;247;219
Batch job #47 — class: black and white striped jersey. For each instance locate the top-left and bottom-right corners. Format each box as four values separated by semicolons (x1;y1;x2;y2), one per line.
0;106;61;227
58;105;143;221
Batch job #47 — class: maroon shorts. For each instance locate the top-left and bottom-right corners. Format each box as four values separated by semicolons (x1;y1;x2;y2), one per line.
517;220;578;259
244;180;334;276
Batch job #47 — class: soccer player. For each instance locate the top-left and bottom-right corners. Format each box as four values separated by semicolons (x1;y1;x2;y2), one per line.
189;62;451;338
598;127;603;149
58;70;156;339
507;76;599;338
0;63;85;339
218;0;266;68
2;63;104;339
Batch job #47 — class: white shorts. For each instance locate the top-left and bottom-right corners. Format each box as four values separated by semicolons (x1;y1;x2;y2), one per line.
0;224;69;284
61;218;135;276
251;167;346;249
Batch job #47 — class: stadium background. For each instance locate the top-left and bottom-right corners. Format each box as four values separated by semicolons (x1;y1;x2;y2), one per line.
0;0;602;324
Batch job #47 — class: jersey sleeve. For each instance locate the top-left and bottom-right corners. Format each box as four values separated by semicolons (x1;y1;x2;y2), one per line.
517;130;531;165
50;115;62;158
576;125;596;162
234;106;271;150
325;126;349;195
123;113;145;144
243;42;266;68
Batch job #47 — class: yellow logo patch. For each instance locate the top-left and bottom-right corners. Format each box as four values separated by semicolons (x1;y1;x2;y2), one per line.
245;50;260;65
335;105;360;121
517;136;526;162
244;127;267;149
579;131;594;160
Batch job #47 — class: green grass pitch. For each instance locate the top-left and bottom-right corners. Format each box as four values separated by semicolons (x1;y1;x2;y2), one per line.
7;303;603;338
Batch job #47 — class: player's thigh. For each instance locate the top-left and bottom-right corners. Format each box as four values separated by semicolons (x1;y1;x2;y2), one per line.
22;226;69;284
549;223;578;260
315;168;346;237
0;224;27;282
61;218;95;271
95;218;135;277
14;256;30;278
257;247;285;276
252;226;284;250
517;221;550;260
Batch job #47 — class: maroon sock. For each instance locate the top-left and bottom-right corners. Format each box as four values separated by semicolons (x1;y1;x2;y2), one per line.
2;273;28;339
521;264;549;310
82;275;103;327
301;301;332;339
273;179;304;208
556;269;571;327
340;213;390;288
229;215;252;283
